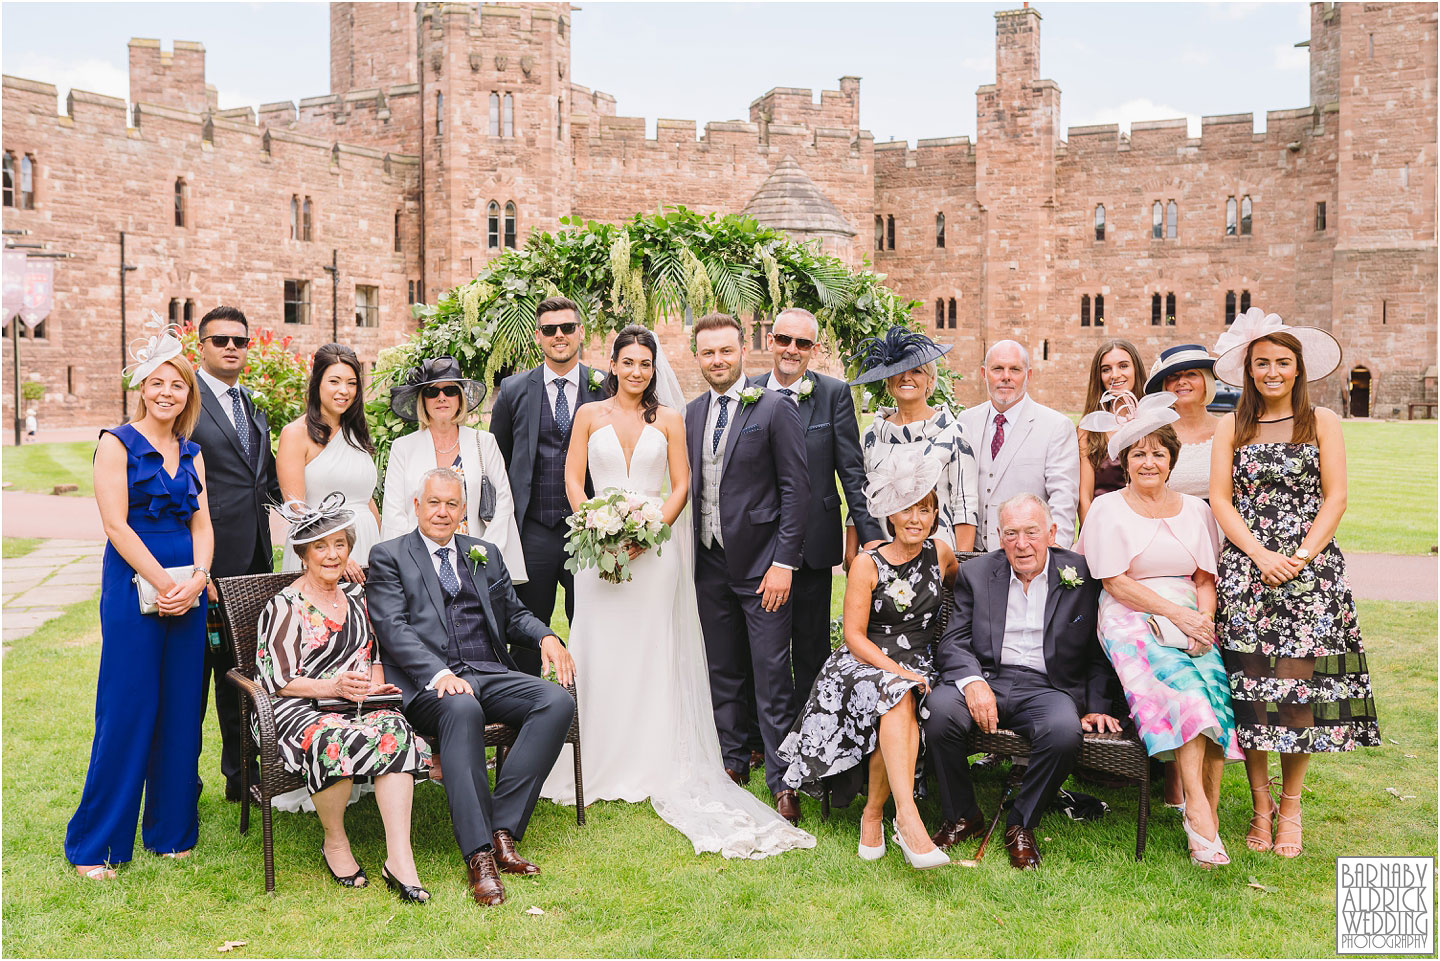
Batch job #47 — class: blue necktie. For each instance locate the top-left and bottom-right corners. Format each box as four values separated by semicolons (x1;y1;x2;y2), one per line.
435;547;460;601
227;387;253;464
553;378;572;434
711;396;731;454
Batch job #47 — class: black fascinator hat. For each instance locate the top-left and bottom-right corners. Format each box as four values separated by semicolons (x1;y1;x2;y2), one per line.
847;326;953;386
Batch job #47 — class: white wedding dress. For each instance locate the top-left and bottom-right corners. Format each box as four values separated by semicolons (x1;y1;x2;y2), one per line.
540;422;816;859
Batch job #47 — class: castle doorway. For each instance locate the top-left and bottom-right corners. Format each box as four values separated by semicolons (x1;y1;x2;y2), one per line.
1348;366;1372;418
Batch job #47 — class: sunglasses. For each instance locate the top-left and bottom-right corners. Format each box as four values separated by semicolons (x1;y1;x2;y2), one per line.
421;385;463;399
771;333;815;350
538;322;579;337
204;335;251;349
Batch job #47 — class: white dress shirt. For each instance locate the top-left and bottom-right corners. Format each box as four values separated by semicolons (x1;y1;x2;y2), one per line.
765;372;801;402
956;562;1049;693
543;363;581;421
197;366;243;432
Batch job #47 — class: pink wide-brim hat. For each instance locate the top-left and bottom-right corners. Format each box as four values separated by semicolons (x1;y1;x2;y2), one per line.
1213;307;1341;386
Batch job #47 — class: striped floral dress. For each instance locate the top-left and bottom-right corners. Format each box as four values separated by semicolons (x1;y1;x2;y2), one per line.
254;583;430;795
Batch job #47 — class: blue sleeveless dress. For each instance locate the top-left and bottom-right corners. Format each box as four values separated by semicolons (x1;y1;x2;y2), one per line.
65;424;207;866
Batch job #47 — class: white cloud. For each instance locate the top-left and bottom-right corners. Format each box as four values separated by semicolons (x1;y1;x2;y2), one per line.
1207;2;1264;21
1077;98;1202;138
960;56;991;72
1273;43;1309;71
7;54;129;111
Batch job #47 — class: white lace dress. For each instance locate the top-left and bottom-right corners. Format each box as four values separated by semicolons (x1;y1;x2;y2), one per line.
1168;437;1213;499
540;423;816;859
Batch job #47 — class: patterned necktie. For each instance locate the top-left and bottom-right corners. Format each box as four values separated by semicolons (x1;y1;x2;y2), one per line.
778;387;795;399
227;387;253;464
711;396;731;454
435;547;460;601
991;412;1007;460
552;378;572;434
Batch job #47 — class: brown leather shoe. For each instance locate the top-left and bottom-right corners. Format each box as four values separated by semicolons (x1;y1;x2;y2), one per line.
749;749;765;770
724;767;749;787
774;789;801;825
465;850;506;906
931;811;987;850
492;830;540;876
1003;825;1042;870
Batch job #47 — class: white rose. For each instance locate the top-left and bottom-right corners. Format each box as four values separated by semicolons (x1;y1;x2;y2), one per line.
640;501;664;525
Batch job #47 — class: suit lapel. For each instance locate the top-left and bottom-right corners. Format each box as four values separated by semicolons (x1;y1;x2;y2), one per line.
524;366;544;457
987;556;1010;666
1042;551;1062;663
406;531;446;615
245;388;269;455
990;400;1036;483
578;364;605;405
720;393;758;478
797;372;818;429
198;379;251;469
457;535;504;646
686;399;704;502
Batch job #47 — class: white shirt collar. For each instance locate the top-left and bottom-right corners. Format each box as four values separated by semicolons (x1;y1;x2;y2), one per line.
765;372;805;394
419;530;456;556
544;363;581;389
990;392;1032;426
710;380;744;406
197;365;240;399
1008;554;1049;594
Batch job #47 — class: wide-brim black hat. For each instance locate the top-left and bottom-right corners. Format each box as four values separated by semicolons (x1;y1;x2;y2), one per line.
847;326;953;386
389;356;486;422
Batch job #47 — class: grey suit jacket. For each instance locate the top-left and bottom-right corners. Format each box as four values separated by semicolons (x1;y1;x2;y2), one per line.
958;396;1080;549
488;363;608;522
366;530;552;706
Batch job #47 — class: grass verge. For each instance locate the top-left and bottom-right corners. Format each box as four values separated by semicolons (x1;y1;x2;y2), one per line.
3;537;42;559
2;440;97;497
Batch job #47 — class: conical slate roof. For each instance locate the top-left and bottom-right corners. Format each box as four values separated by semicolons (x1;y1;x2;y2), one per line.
741;156;856;237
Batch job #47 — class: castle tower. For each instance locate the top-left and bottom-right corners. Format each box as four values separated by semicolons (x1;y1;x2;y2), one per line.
330;2;418;96
974;7;1060;357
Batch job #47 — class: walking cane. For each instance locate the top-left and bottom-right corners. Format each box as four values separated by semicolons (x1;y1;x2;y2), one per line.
954;768;1022;867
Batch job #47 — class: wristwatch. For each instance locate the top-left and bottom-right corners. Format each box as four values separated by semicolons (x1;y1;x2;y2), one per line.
194;566;212;583
1293;548;1311;563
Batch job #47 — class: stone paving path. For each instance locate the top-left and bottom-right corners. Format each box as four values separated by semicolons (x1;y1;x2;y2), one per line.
2;539;104;643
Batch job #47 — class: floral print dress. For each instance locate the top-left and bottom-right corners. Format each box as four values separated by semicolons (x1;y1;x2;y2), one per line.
1215;432;1380;754
860;407;978;550
254;583;430;795
779;540;943;807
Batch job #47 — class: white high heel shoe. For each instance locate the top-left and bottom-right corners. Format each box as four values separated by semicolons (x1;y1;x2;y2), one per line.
1182;815;1230;868
857;838;886;861
892;818;950;870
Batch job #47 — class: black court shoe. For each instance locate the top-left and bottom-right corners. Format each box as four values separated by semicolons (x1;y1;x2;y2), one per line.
322;847;367;888
382;863;431;903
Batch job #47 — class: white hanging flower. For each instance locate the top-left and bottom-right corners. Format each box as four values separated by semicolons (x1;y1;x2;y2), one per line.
884;577;916;611
589;368;607;390
1059;565;1084;589
739;386;763;407
794;378;815;402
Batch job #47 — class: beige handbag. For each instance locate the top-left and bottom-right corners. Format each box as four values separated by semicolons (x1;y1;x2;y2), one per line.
133;565;200;615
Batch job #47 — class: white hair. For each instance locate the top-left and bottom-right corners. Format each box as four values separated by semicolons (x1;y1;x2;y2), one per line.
985;339;1031;370
419;467;465;500
997;492;1052;528
773;306;821;340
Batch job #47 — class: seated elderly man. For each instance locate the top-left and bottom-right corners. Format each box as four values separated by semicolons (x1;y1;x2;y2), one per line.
922;493;1120;869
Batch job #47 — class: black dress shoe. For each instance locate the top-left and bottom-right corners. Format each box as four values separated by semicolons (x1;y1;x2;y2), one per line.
931;811;987;850
381;863;430;903
724;767;749;787
224;780;244;803
1003;825;1042;870
970;752;1004;772
322;847;367;887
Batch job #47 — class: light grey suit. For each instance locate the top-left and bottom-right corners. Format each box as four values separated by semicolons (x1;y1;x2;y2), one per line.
958;394;1080;550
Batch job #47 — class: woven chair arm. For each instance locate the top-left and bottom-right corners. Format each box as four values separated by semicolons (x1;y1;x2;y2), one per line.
227;668;283;757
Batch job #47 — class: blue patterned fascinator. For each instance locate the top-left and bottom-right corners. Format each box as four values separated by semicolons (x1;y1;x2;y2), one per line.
847;326;953;386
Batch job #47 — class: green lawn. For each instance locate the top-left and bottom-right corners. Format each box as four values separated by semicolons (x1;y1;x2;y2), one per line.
2;440;97;498
2;537;41;559
1338;421;1437;554
3;590;1433;957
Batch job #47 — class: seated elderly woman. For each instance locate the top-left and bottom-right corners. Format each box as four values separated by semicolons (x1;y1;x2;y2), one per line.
1076;396;1243;868
779;450;959;869
256;495;433;901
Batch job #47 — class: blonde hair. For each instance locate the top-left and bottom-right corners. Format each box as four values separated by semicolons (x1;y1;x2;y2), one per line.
415;384;473;429
131;356;202;439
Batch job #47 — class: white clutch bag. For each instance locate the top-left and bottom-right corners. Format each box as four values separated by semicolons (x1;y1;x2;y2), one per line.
133;565;199;615
1145;613;1196;654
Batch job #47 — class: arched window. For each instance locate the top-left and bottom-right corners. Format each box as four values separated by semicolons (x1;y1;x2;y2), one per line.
1094;204;1105;241
1166;201;1178;239
935;298;945;329
1226;196;1237;236
174;177;187;227
1080;294;1091;327
1152;201;1163;239
2;152;14;207
302;196;313;241
503;201;517;248
874;215;884;251
290;195;299;240
1240;195;1252;235
1165;292;1176;325
1225;290;1237;324
935;212;945;248
19;154;35;209
1153;292;1163;326
502;93;514;137
435;91;443;136
487;201;500;249
886;214;894;250
489;93;500;137
1240;289;1251;313
1095;294;1106;326
947;298;957;329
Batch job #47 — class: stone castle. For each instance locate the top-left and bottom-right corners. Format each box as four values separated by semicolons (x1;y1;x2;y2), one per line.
2;1;1435;422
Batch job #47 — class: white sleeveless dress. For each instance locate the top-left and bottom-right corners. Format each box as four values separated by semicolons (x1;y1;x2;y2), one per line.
540;423;815;859
281;433;380;573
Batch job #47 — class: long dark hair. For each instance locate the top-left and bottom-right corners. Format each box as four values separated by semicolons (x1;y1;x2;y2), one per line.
605;325;661;424
1081;338;1146;468
1233;331;1316;447
305;343;375;453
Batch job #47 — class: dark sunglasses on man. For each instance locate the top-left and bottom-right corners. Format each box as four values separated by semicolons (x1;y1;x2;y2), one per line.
421;385;464;399
203;335;251;349
538;322;579;337
771;333;815;350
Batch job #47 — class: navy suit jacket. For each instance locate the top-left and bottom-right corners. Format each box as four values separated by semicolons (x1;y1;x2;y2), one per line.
489;363;608;522
366;530;553;707
748;370;882;566
933;547;1111;715
684;385;809;581
191;378;280;577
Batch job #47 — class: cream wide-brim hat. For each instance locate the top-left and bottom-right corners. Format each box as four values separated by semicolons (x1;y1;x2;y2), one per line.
1213;308;1341;386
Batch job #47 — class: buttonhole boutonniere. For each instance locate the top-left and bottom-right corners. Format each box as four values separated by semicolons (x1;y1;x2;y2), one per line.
739;386;763;408
794;378;815;402
884;577;916;612
589;368;606;391
1059;565;1084;589
467;544;487;573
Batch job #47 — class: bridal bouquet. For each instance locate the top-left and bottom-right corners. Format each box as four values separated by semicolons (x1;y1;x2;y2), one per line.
564;488;672;584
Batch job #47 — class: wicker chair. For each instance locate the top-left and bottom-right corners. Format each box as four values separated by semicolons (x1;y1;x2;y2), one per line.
215;570;585;893
816;552;1152;861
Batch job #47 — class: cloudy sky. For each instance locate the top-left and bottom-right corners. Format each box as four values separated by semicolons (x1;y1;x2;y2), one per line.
2;2;1314;141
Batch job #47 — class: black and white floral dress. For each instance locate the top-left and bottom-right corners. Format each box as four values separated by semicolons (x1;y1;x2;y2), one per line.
1216;433;1380;754
779;540;943;807
859;406;978;550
